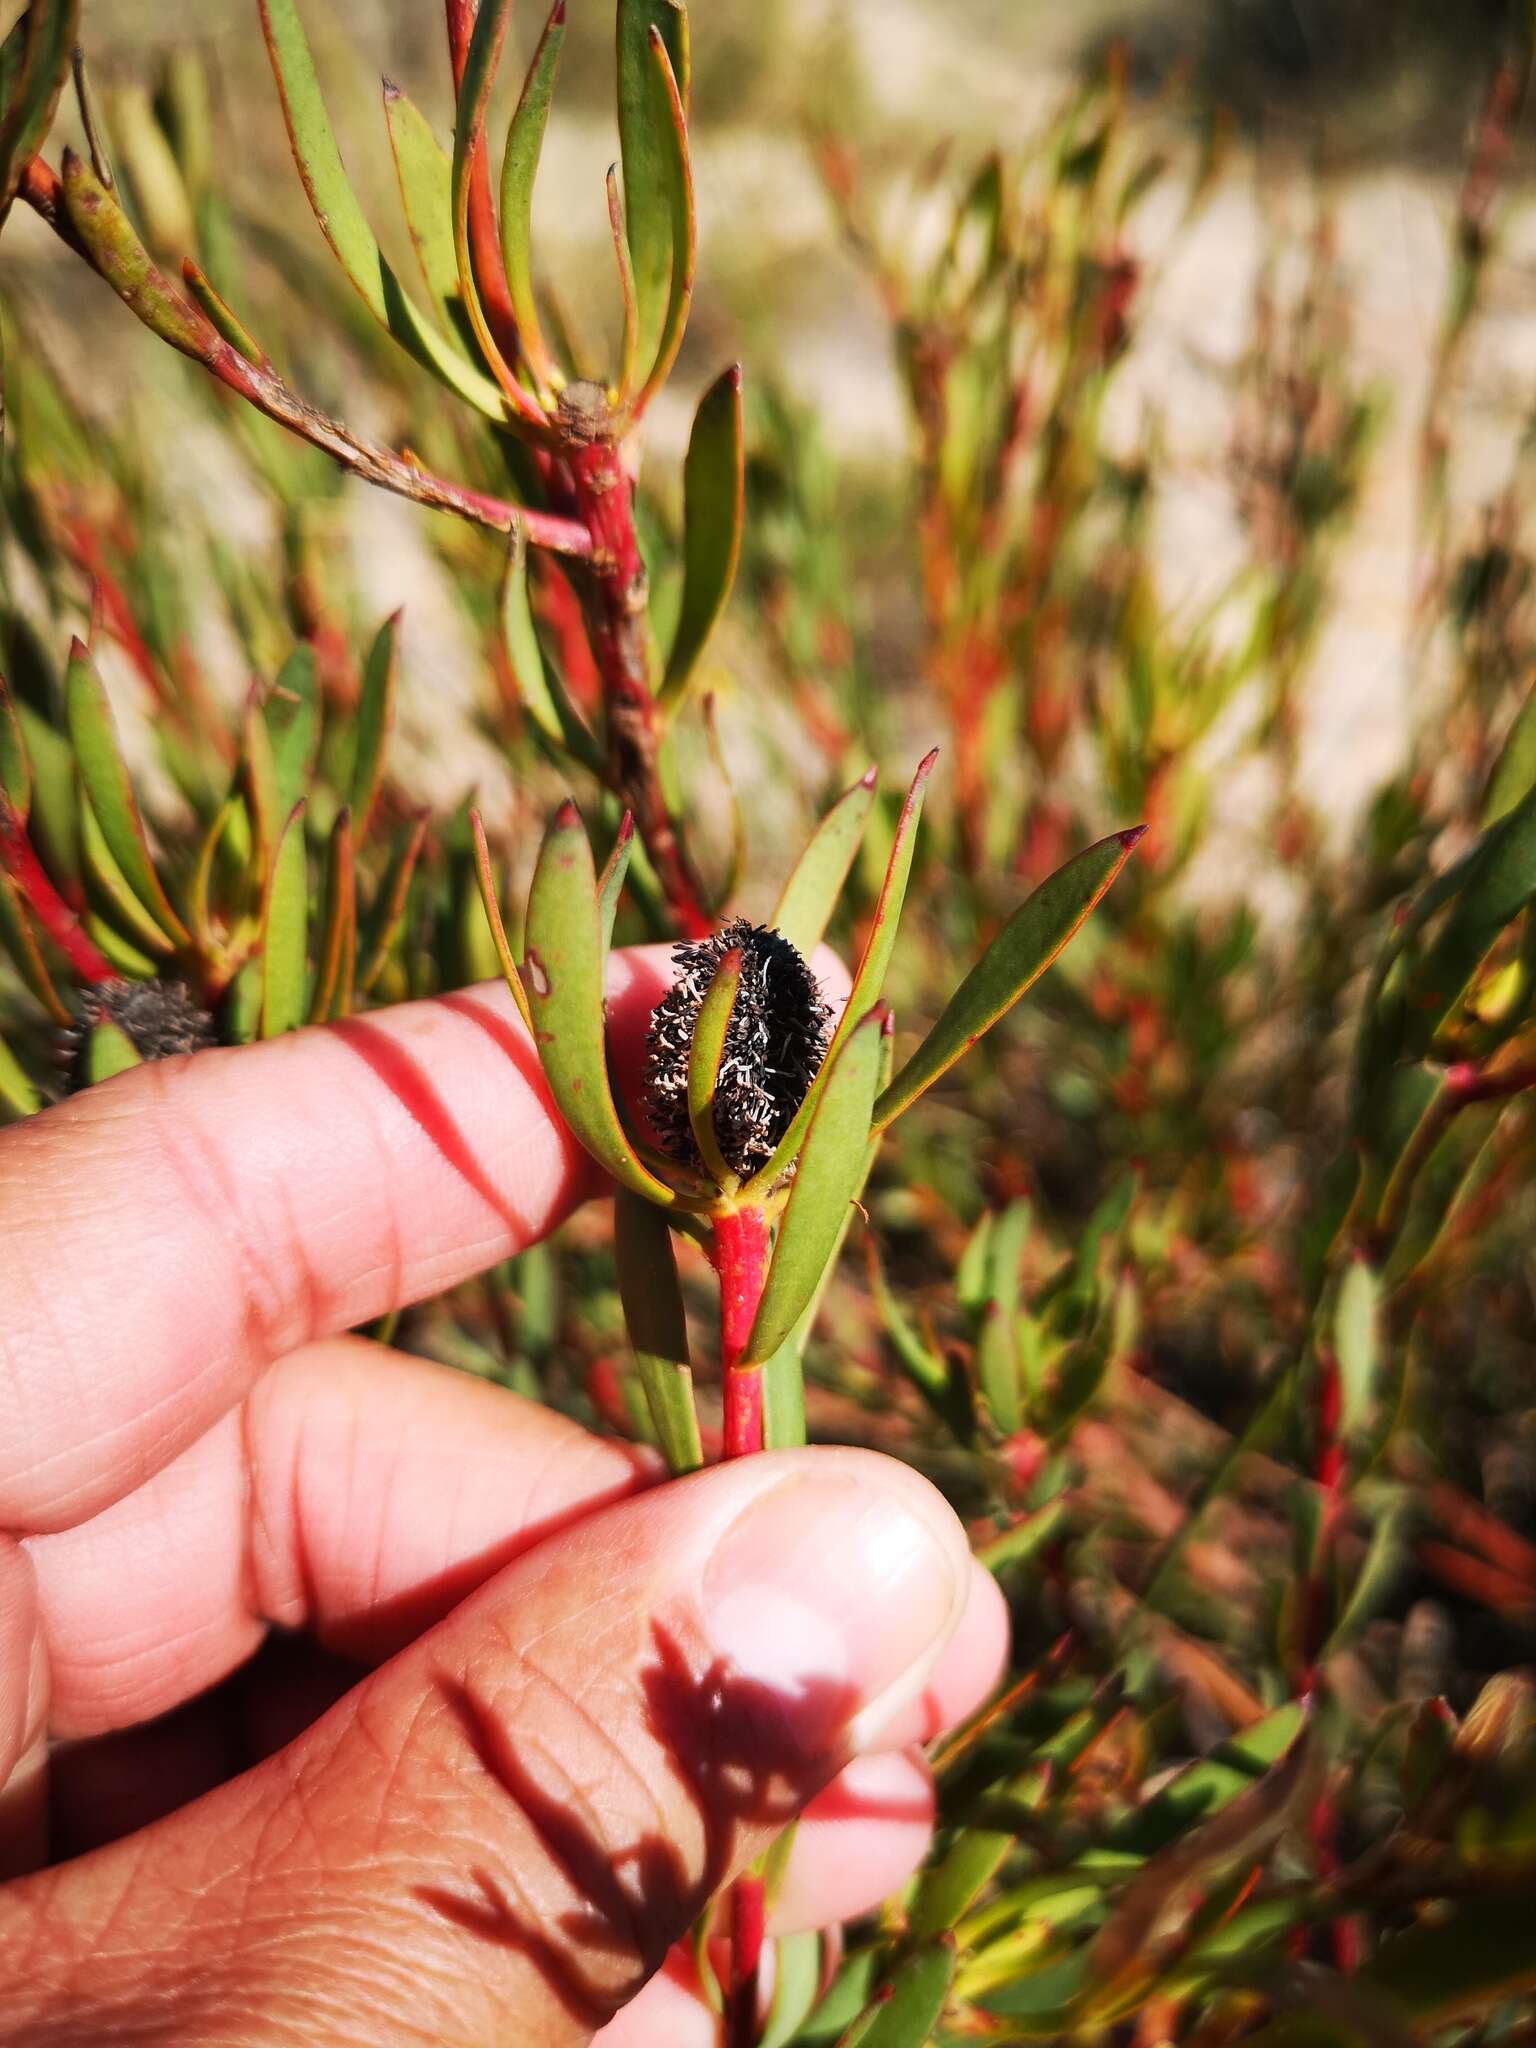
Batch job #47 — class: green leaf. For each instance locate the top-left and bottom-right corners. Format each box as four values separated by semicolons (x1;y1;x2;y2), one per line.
498;0;565;393
745;1006;885;1364
976;1301;1021;1435
65;639;189;947
630;27;693;408
468;808;534;1034
350;611;398;839
614;1188;703;1473
499;531;602;770
0;1029;39;1117
745;752;936;1195
82;915;157;978
257;0;508;419
261;800;309;1038
0;673;31;820
659;364;744;707
596;812;635;954
181;258;270;367
772;766;877;957
759;1929;823;2048
1483;679;1536;825
14;704;80;890
1333;1254;1381;1444
617;0;689;390
266;645;320;822
1107;1702;1306;1857
309;806;355;1022
909;1830;1014;1942
85;1016;142;1085
686;944;743;1188
78;792;175;958
522;801;673;1203
1402;779;1536;1051
840;1938;957;2047
59;151;218;361
0;0;80;225
874;825;1144;1132
382;82;466;340
447;0;522;386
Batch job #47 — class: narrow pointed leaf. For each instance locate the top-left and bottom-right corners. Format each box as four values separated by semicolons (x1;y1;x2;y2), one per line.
522;801;673;1203
78;793;175;957
759;1929;822;2048
687;946;742;1187
261;800;308;1038
82;915;156;978
1482;679;1536;825
65;639;189;946
0;1030;38;1118
841;1938;957;2048
909;1830;1013;1942
382;82;466;340
617;0;688;383
631;28;694;409
1403;778;1536;1050
309;806;355;1022
660;364;744;706
498;1;565;392
360;812;428;995
14;704;79;889
772;766;878;958
258;0;508;419
606;163;639;397
0;869;70;1024
85;1017;142;1086
60;150;224;360
181;258;269;366
873;825;1144;1132
469;809;534;1034
500;532;602;770
1333;1254;1382;1444
350;611;399;839
746;1005;884;1364
0;674;31;820
266;645;320;821
746;752;936;1194
188;795;242;958
614;1187;703;1474
597;812;635;953
0;0;80;224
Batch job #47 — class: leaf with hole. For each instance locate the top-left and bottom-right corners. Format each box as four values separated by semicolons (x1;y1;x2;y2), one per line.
522;801;672;1203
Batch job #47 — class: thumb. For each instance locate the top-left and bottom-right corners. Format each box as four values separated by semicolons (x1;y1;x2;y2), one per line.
2;1448;969;2046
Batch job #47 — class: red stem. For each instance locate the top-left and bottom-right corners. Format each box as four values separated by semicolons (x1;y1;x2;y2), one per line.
725;1871;767;2047
0;796;116;984
564;432;711;936
713;1205;770;1460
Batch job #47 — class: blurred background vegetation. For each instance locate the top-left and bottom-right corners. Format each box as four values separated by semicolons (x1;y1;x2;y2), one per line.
4;0;1536;2039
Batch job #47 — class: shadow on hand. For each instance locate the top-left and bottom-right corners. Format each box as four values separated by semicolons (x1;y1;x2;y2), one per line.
415;1620;862;2028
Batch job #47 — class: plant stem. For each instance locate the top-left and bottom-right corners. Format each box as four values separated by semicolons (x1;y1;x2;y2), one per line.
713;1204;770;1459
725;1868;767;2048
560;421;712;937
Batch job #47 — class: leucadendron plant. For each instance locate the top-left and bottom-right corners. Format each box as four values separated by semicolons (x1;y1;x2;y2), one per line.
13;0;744;941
469;765;1141;2038
0;613;419;1109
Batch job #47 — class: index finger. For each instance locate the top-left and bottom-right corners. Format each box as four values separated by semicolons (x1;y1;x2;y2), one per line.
0;950;681;1535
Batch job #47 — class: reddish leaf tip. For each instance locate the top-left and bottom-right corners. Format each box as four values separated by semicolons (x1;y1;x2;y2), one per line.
550;0;567;20
67;634;89;663
615;811;636;846
858;765;878;789
552;797;582;829
382;74;401;101
1119;823;1149;851
725;361;743;390
916;745;941;777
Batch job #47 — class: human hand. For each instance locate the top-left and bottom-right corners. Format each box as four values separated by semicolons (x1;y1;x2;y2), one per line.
0;951;1007;2045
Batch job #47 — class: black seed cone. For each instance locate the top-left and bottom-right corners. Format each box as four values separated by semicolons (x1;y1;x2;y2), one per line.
644;919;832;1178
59;977;218;1093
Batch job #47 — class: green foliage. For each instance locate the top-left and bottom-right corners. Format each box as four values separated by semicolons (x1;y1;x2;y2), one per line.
2;7;1536;2043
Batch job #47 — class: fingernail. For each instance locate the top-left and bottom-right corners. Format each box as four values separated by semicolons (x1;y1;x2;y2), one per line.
702;1464;966;1759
